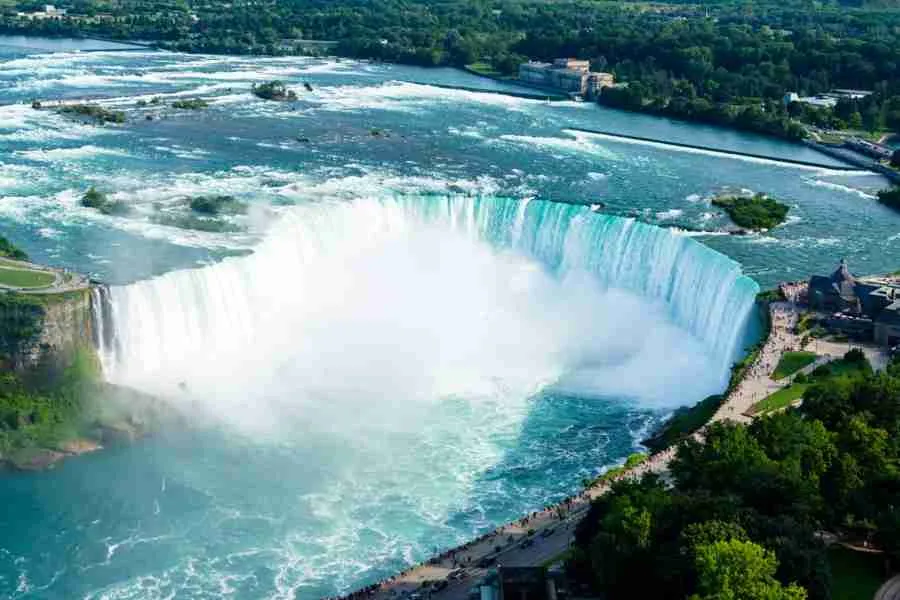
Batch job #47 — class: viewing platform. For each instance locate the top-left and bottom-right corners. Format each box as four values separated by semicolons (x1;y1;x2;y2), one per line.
0;257;90;294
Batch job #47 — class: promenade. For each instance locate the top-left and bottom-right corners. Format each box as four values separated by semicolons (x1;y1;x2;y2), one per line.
335;298;888;600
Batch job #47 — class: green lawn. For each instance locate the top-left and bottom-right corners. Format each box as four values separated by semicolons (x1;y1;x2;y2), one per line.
828;547;886;600
465;62;506;78
0;267;55;288
752;384;809;415
772;351;818;380
753;355;871;415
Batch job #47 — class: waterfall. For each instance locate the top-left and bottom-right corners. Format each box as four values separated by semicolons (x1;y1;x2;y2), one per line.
90;284;118;373
92;195;759;404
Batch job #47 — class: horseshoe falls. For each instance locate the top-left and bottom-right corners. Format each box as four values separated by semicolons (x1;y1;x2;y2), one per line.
98;196;758;414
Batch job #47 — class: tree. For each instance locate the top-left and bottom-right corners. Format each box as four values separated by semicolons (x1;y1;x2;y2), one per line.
690;539;808;600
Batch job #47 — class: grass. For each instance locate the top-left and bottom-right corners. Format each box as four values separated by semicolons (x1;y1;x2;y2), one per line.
752;384;809;415
465;62;507;78
772;351;818;380
752;354;871;415
643;394;723;452
828;546;885;600
0;267;55;288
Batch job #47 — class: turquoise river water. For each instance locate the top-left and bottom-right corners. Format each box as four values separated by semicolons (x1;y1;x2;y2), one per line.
0;37;898;599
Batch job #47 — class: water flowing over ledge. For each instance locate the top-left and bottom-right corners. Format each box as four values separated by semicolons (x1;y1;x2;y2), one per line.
92;195;759;389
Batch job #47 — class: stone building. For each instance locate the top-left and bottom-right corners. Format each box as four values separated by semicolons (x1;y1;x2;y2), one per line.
518;59;614;98
808;259;900;346
808;259;861;313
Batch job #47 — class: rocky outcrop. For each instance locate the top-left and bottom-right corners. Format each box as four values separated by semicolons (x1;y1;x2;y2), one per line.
0;289;96;377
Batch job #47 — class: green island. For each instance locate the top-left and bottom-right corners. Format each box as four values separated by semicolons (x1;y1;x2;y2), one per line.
152;214;242;233
55;103;125;124
149;195;247;233
251;81;297;102
171;98;209;110
188;195;246;216
713;193;790;232
80;187;131;216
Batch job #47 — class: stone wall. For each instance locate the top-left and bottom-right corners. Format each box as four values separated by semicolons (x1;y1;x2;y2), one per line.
0;288;96;376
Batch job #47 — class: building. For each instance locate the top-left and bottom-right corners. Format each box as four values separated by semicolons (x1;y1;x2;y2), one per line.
17;4;67;18
875;301;900;346
552;58;590;72
518;62;554;86
517;59;614;99
783;88;873;110
808;260;900;346
796;95;838;109
808;259;861;313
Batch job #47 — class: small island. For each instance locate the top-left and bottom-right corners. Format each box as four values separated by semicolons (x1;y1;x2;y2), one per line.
251;81;297;102
81;187;131;216
712;193;789;231
56;103;126;124
171;98;209;110
188;195;246;215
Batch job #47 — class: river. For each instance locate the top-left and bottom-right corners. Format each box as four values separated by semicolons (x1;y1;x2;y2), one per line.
0;36;896;599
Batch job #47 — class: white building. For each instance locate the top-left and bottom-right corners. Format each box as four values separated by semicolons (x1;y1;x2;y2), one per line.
518;59;614;98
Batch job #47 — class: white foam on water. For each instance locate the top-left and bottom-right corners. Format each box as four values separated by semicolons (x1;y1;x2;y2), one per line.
496;132;619;161
298;81;539;113
14;145;129;163
805;178;877;199
656;208;684;220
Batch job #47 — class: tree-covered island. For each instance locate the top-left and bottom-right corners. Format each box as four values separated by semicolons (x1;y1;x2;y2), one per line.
713;193;790;231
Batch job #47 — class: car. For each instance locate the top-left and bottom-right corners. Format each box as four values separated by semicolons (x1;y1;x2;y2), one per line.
540;527;556;538
519;538;534;549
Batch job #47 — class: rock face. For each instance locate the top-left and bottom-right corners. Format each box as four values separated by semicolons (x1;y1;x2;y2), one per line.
0;289;96;375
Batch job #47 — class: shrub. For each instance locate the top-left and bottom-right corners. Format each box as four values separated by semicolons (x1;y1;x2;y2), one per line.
844;348;866;363
81;187;107;209
0;236;28;261
171;98;209;110
812;364;832;378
